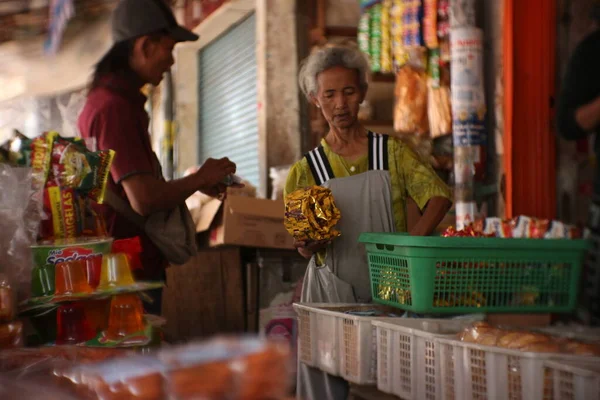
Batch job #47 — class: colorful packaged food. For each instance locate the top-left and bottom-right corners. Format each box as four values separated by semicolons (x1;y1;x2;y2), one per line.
106;294;145;340
369;3;383;72
30;132;56;188
55;260;94;296
111;237;143;272
31;263;56;297
56;303;96;345
284;186;341;242
391;0;408;68
381;0;393;73
442;225;494;238
358;8;371;57
424;0;438;48
394;64;429;135
47;134;114;204
437;0;450;62
40;186;86;240
97;253;137;290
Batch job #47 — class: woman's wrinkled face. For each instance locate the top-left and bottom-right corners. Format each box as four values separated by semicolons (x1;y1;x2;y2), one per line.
312;66;365;129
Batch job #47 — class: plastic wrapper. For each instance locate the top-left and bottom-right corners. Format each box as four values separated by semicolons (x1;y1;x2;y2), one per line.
284;186;341;242
0;164;42;301
269;165;291;201
458;322;600;355
428;50;452;138
437;0;450;62
401;0;424;47
423;0;438;48
357;8;371;57
394;63;429;135
449;0;475;27
380;0;393;73
369;3;383;72
47;134;114;204
391;0;408;68
442;226;494;238
30;132;55;189
40;186;86;240
55;337;291;400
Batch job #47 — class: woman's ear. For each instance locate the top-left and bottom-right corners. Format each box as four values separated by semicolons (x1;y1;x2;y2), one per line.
310;95;320;109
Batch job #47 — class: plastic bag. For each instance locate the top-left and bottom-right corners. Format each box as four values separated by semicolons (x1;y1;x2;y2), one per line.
270;165;291;201
0;164;42;300
394;60;429;135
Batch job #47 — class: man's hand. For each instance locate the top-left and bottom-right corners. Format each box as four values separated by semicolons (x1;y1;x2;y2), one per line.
195;158;237;198
294;239;331;259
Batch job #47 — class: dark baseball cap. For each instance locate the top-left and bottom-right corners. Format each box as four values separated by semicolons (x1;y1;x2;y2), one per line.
112;0;199;43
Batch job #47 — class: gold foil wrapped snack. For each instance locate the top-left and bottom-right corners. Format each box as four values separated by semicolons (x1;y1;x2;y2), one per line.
284;186;341;242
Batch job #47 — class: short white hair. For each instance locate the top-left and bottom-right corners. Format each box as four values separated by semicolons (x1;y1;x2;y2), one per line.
298;46;370;100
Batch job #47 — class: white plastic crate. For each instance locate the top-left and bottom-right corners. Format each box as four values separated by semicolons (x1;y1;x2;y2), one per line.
372;318;475;400
544;360;600;400
292;303;400;384
438;337;600;400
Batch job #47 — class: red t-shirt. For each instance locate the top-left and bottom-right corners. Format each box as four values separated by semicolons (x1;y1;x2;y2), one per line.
78;75;167;280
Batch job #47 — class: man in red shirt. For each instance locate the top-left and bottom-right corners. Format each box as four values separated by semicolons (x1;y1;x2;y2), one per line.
79;0;236;314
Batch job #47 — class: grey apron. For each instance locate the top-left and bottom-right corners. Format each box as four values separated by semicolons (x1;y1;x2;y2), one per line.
297;132;396;400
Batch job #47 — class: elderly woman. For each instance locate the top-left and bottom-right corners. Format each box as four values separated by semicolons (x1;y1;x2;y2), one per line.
287;46;452;399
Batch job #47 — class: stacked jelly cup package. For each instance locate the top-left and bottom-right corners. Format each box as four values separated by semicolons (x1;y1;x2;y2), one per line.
22;238;163;348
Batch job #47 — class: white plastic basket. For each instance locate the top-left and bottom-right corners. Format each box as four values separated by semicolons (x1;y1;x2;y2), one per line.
543;360;600;400
292;303;400;384
372;318;475;400
438;337;600;400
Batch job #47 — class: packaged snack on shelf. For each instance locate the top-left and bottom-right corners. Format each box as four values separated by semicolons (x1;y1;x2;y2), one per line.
40;186;86;240
357;6;371;57
47;134;114;204
394;59;429;135
380;0;393;73
369;3;383;72
423;0;438;48
391;0;408;68
284;186;341;242
428;49;452;138
30;132;56;189
437;0;450;61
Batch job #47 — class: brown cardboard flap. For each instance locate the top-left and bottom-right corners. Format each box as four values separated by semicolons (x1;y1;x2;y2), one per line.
224;196;285;219
195;199;223;233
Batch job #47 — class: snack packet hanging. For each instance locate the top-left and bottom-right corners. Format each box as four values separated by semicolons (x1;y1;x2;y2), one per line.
30;132;57;189
391;0;408;68
394;62;429;135
381;0;393;73
284;186;341;242
40;186;86;240
369;3;383;72
424;0;439;48
358;6;371;57
47;134;114;204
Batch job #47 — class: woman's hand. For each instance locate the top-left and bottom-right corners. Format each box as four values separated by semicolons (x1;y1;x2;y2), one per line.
294;239;331;259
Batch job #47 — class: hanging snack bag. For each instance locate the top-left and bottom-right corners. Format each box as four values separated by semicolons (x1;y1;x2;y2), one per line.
423;0;439;48
40;186;86;240
437;0;450;62
47;134;114;204
358;5;371;58
428;49;452;137
394;57;429;135
391;0;408;68
30;132;57;189
370;3;383;72
381;0;393;73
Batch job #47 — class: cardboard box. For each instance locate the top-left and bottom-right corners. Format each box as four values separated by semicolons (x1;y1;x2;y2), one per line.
195;196;294;250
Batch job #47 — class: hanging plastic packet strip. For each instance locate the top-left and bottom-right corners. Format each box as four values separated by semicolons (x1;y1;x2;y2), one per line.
284;186;341;242
30;132;57;189
40;186;86;240
47;134;115;204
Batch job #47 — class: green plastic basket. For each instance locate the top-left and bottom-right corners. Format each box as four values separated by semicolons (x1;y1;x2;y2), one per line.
359;232;590;314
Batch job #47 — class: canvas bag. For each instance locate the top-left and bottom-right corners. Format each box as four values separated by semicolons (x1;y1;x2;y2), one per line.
103;189;197;266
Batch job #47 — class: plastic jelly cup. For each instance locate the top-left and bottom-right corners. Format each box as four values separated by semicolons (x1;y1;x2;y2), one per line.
56;302;96;345
85;255;103;290
54;260;93;296
31;264;55;297
107;294;145;340
97;253;136;290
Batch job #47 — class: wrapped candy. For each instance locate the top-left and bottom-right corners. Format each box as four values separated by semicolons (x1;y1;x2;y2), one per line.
284;186;341;242
442;225;494;238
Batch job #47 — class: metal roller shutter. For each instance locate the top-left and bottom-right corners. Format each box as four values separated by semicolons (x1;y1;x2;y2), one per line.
198;13;259;188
